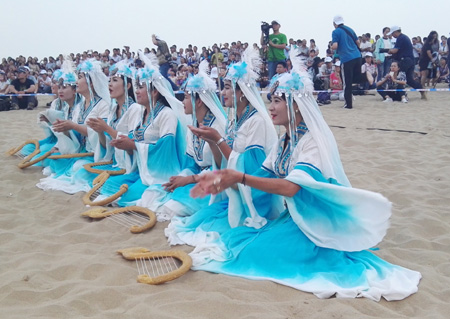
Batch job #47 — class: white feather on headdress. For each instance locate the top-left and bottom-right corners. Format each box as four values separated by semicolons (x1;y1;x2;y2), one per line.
289;48;314;94
136;50;189;132
137;50;161;81
183;59;227;131
61;55;76;75
58;55;77;85
241;46;262;84
110;59;134;79
225;47;261;85
185;60;217;93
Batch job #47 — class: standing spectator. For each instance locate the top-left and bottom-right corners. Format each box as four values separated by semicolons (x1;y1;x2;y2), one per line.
359;34;373;57
386;26;425;99
439;35;448;59
331;15;361;109
374;27;393;81
412;37;422;66
260;20;287;80
8;66;36;110
152;34;178;90
419;31;439;88
38;70;52;93
374;34;381;50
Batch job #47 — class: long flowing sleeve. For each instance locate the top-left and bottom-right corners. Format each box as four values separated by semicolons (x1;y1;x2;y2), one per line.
284;133;391;252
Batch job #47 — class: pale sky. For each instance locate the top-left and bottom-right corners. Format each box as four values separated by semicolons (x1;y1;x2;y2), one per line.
1;0;449;60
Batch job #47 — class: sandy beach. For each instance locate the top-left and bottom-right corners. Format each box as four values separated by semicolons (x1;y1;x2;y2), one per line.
1;89;449;318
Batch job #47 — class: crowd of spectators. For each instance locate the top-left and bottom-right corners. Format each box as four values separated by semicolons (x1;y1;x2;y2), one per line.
1;27;449;110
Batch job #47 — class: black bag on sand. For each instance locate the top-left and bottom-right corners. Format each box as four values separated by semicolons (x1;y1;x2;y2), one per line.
0;97;11;111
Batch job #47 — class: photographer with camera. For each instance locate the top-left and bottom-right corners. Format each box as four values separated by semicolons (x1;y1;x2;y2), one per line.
260;20;287;80
152;34;178;90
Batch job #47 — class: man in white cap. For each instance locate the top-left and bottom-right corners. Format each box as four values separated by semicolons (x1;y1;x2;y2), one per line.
385;26;425;99
318;56;334;90
261;20;287;80
38;69;52;94
331;15;361;109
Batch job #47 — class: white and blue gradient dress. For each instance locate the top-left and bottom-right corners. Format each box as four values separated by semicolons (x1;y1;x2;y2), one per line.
37;96;110;193
113;102;187;207
83;99;142;181
150;110;226;221
21;98;71;160
166;105;278;244
172;124;422;301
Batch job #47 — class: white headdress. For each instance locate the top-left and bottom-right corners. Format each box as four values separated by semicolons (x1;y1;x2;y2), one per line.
183;60;227;132
109;59;136;108
50;56;80;111
136;50;188;129
77;59;110;105
54;55;77;86
224;47;277;151
270;48;350;186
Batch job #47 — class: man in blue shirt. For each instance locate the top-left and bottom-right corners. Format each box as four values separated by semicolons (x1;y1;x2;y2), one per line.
331;15;361;109
386;26;425;99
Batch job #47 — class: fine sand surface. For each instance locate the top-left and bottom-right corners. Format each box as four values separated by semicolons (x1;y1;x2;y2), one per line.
1;89;449;318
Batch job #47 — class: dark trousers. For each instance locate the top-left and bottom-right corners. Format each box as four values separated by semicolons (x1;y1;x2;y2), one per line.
12;95;36;109
341;57;362;108
377;86;405;101
377;57;392;81
400;57;422;89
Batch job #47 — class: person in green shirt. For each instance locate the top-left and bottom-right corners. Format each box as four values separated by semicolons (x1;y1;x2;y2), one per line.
260;20;287;80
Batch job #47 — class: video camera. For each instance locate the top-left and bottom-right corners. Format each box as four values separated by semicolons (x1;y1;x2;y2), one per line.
261;21;272;45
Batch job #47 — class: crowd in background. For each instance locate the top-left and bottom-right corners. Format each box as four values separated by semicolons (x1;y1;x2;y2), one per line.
1;29;449;105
